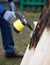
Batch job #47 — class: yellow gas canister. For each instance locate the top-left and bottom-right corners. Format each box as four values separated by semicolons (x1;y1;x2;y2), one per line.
11;13;32;33
13;19;25;33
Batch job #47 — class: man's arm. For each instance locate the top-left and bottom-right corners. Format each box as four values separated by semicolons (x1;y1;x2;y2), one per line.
8;0;16;12
0;4;6;16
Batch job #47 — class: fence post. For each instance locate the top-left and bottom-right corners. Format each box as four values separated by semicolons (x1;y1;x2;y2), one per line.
20;0;24;10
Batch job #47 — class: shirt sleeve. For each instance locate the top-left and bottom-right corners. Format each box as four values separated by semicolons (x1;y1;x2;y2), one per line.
0;3;6;16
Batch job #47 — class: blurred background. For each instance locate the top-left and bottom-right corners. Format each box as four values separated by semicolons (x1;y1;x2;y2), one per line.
0;0;46;11
0;0;46;65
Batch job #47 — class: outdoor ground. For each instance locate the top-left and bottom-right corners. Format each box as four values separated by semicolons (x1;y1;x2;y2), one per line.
0;11;40;65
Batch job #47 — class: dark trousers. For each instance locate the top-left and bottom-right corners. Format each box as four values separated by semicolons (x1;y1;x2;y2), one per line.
0;16;15;54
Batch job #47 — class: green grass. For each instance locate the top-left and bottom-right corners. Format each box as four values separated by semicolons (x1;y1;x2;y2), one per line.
0;11;41;65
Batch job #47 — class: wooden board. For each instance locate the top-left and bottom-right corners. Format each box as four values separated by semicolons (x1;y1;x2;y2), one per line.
20;45;34;65
20;28;50;65
29;28;50;65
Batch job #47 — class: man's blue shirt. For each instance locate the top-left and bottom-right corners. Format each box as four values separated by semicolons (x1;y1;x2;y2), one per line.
0;3;6;16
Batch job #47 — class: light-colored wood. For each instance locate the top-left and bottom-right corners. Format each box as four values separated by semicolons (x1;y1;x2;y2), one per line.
20;45;34;65
20;28;50;65
29;28;50;65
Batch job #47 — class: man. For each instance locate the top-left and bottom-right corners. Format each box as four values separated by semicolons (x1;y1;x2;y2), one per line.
0;0;24;58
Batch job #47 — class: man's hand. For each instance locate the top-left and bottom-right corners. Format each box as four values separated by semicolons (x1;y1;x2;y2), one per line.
3;11;16;22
